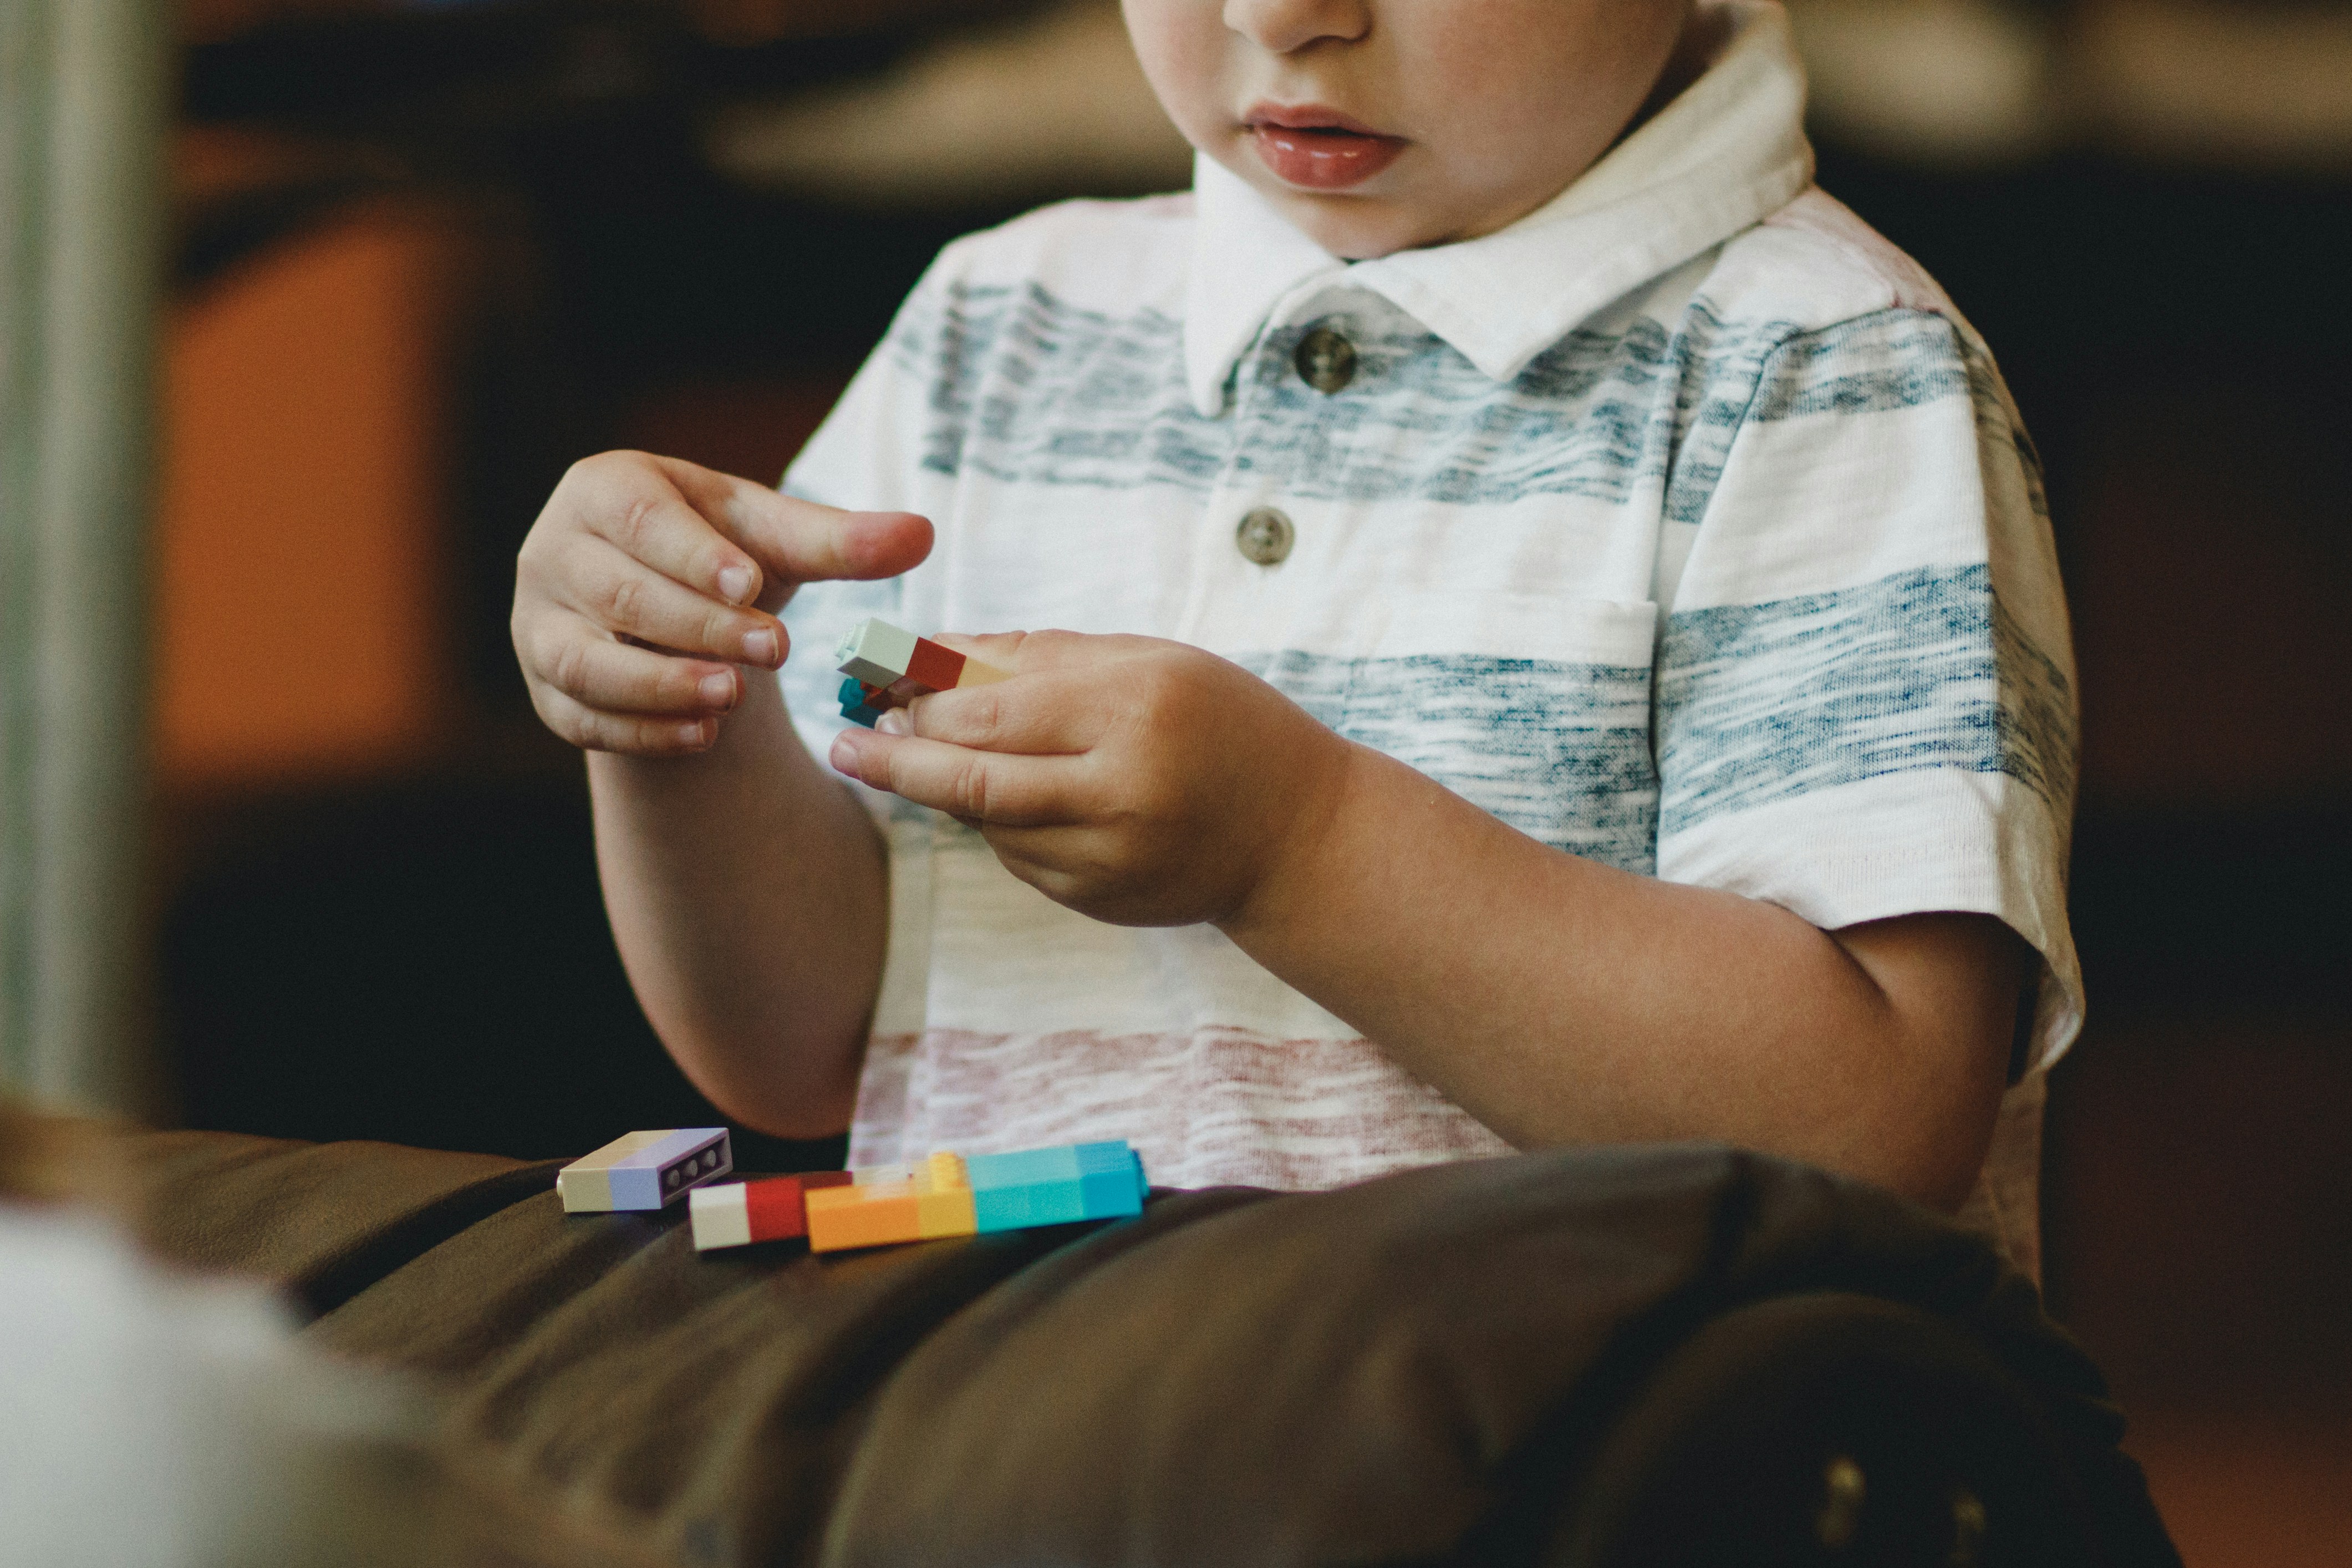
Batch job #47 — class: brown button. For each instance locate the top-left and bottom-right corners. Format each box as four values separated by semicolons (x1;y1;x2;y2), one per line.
1294;325;1356;394
1235;507;1295;566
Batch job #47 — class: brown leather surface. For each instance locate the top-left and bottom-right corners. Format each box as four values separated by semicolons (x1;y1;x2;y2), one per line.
80;1122;2178;1567
126;1125;558;1313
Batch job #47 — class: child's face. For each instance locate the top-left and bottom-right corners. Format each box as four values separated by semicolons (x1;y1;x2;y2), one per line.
1124;0;1693;259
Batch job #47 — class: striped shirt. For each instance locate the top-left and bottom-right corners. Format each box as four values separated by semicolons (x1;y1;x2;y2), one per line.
778;1;2081;1274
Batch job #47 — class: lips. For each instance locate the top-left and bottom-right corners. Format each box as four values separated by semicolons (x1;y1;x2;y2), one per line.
1243;104;1406;191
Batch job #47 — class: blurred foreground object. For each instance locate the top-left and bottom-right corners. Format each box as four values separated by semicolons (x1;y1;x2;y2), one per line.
0;1;169;1114
0;1206;420;1568
0;1209;674;1568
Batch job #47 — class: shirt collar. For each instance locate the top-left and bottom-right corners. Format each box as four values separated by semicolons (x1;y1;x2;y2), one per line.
1182;0;1815;418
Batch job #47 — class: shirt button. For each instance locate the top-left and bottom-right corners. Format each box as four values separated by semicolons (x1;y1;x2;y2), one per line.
1235;507;1295;566
1294;325;1356;394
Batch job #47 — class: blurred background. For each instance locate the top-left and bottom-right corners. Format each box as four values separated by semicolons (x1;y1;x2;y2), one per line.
3;0;2346;1561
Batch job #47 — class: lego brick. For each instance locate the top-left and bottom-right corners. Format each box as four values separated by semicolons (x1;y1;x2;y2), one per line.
837;675;885;729
688;1171;854;1251
834;619;919;688
688;1183;754;1250
902;637;966;693
949;653;1012;689
807;1152;976;1252
834;619;1011;715
559;1128;732;1213
787;1142;1144;1251
806;1184;924;1250
967;1140;1146;1234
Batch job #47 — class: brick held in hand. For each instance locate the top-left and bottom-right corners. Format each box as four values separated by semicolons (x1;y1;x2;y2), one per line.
832;618;1011;707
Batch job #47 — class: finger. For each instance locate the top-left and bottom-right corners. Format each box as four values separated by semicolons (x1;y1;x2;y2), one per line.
827;727;1078;828
557;536;786;667
569;453;776;610
526;614;741;715
889;675;1102;756
926;628;1141;678
533;685;717;756
924;629;1038;675
654;457;933;602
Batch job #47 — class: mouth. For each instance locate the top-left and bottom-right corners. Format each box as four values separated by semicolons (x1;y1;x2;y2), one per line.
1241;102;1406;191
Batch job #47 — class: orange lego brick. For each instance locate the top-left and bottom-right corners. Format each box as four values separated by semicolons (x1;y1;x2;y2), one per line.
806;1152;976;1252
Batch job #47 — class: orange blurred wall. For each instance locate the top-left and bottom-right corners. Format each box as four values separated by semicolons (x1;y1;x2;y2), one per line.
154;208;456;787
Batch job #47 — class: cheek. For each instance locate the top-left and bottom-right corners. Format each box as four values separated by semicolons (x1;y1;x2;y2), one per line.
1409;1;1686;203
1121;0;1230;146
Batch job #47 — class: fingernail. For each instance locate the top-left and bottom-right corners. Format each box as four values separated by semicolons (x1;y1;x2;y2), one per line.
828;732;861;775
742;628;779;665
876;708;912;736
677;721;707;747
718;564;755;604
698;671;735;708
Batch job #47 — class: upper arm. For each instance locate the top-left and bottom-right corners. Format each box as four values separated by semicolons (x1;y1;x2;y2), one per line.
1652;302;2083;1106
1829;909;2033;1210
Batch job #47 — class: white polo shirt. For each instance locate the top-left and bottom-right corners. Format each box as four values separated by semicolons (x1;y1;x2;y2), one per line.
777;1;2081;1273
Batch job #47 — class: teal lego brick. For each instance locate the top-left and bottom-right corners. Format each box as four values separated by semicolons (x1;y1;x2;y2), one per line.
973;1178;1088;1233
838;677;885;729
968;1146;1080;1188
967;1141;1144;1233
1077;1160;1142;1219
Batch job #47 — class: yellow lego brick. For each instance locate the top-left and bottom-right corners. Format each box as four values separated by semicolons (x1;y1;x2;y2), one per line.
915;1186;978;1239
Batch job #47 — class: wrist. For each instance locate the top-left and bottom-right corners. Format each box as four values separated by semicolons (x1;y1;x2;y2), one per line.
1215;729;1367;950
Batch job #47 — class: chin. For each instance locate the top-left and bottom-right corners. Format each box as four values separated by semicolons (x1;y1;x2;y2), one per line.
1265;189;1433;261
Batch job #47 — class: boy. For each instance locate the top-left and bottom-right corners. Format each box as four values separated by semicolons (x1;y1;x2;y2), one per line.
511;0;2079;1272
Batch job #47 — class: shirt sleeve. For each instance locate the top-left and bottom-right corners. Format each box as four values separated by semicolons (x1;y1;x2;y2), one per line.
1653;306;2083;1069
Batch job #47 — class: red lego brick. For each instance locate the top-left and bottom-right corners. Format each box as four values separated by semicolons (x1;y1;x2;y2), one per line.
903;638;967;694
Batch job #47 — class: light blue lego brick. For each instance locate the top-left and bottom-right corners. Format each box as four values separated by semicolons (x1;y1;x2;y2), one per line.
609;1165;664;1210
602;1130;732;1211
1072;1141;1133;1175
605;1128;727;1172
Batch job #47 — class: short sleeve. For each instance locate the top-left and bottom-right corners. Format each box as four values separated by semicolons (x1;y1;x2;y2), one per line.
1653;308;2083;1068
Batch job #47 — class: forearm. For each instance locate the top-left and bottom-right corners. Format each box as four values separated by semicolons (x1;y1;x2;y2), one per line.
1218;744;2019;1208
589;676;886;1137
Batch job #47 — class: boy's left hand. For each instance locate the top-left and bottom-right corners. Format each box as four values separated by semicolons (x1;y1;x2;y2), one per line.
827;632;1351;929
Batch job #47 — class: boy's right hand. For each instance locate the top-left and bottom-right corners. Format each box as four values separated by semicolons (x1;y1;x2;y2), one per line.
512;451;932;756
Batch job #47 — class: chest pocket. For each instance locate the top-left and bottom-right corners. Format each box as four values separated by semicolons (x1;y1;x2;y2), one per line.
1332;590;1662;873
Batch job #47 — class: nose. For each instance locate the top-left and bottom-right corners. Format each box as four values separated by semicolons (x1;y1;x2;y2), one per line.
1222;0;1372;54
